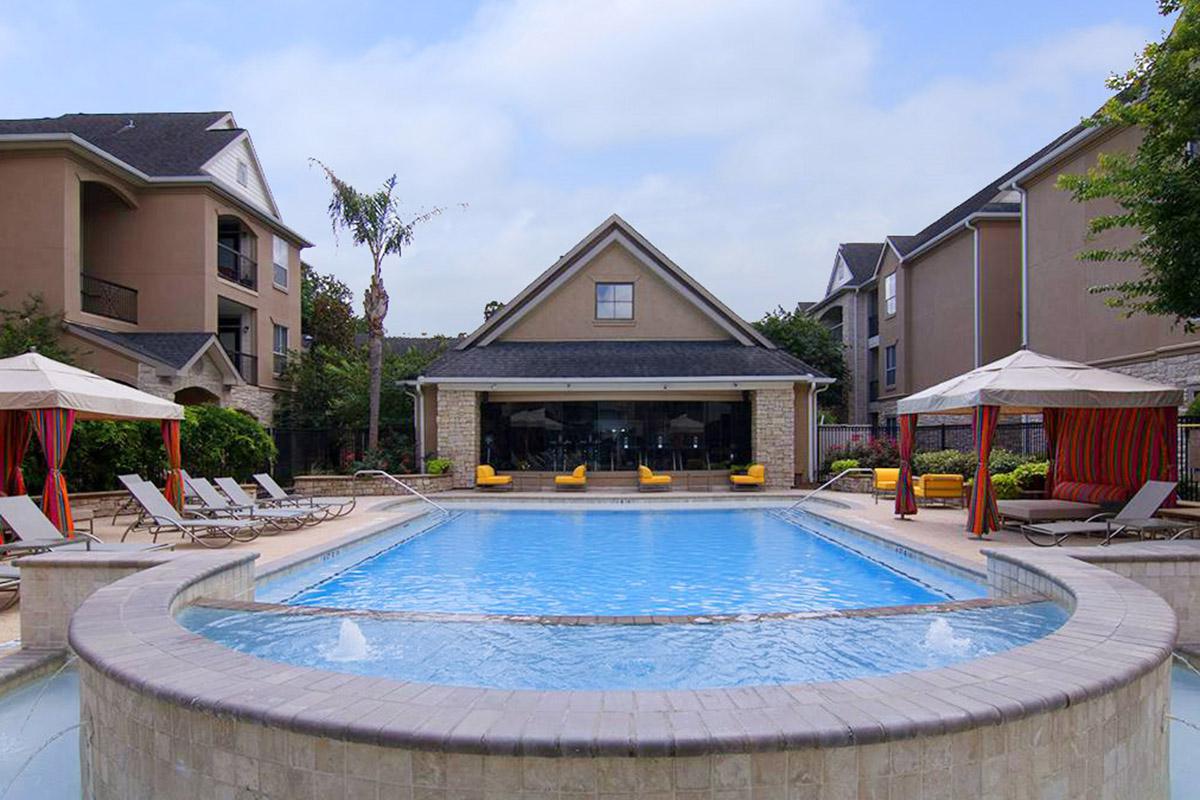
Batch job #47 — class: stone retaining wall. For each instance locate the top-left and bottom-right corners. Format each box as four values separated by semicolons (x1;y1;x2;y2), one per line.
292;473;453;496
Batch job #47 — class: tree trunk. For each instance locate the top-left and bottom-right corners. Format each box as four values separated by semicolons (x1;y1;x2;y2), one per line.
367;331;383;451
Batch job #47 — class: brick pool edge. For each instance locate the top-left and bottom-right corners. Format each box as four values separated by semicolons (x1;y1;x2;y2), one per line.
67;545;1176;798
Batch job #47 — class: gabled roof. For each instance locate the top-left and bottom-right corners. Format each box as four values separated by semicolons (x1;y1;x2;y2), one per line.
839;243;884;285
67;324;241;380
0;112;239;177
424;341;829;381
455;214;776;350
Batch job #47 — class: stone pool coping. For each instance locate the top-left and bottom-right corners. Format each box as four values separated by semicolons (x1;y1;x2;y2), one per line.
65;542;1177;757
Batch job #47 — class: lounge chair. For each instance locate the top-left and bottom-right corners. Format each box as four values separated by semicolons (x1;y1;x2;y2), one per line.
997;498;1103;526
730;464;765;490
914;474;965;508
0;565;19;610
0;495;173;555
637;465;672;492
253;473;356;517
187;476;316;530
122;478;262;548
554;465;587;491
214;477;329;525
1020;480;1190;547
475;465;513;491
873;468;898;504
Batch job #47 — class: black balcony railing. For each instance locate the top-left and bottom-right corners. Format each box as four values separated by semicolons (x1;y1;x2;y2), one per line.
225;350;258;385
80;273;137;323
217;243;257;290
867;315;879;338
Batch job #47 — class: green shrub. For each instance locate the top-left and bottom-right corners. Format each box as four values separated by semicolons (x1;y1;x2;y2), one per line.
1011;461;1049;491
991;472;1022;500
179;405;276;482
912;449;977;478
1188;394;1200;416
988;448;1038;475
822;437;899;473
425;457;453;475
828;458;860;474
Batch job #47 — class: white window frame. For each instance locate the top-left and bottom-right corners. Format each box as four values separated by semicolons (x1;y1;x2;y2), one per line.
595;282;634;320
272;324;288;375
885;344;897;387
884;273;897;316
272;236;289;289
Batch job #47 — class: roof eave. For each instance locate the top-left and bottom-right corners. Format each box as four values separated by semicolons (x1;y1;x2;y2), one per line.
1003;125;1106;189
899;210;1020;265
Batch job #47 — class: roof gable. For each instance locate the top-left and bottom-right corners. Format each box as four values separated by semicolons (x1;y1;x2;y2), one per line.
458;215;774;350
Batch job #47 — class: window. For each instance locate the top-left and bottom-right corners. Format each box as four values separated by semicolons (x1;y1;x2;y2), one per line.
884;272;897;316
236;160;249;187
272;324;288;375
272;236;289;288
595;282;634;320
885;344;897;387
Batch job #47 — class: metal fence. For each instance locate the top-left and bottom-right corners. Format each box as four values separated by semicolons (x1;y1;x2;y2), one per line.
819;415;1199;501
271;427;419;482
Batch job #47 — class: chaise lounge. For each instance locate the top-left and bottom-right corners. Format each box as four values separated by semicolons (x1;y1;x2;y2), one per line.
1020;480;1190;547
730;464;765;490
475;465;514;491
554;465;587;491
637;466;672;492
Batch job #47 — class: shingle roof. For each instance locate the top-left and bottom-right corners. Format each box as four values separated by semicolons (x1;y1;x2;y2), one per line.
73;324;219;369
424;341;828;380
839;243;884;285
0;112;240;176
889;123;1085;259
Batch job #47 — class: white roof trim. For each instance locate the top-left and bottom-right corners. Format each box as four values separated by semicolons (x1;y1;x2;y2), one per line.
199;129;282;219
421;374;835;391
898;210;1020;264
1003;126;1103;189
458;214;775;350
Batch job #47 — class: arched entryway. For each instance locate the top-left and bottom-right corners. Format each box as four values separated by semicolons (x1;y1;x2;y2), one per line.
173;386;220;406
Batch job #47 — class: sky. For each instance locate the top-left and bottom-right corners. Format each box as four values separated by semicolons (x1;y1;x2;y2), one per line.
0;0;1173;337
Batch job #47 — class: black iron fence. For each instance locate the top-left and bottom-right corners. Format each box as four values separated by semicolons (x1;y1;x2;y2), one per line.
819;415;1199;501
271;427;418;483
80;273;137;323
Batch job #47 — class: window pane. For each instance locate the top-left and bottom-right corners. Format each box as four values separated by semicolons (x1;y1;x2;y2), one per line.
596;284;615;302
613;300;633;319
613;283;633;302
596;302;615;319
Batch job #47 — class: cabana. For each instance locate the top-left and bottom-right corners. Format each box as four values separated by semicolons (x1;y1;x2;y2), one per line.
0;353;185;533
895;349;1183;537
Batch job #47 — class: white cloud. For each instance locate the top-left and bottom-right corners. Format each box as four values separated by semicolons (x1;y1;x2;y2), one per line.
212;3;1148;336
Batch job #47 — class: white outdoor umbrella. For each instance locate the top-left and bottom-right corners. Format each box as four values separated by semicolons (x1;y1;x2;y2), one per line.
898;349;1182;416
0;352;184;421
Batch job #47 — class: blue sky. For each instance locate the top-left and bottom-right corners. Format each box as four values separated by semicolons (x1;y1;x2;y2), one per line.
0;1;1172;335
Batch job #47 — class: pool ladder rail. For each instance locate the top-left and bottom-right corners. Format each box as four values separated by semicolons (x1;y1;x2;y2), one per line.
354;470;451;515
788;467;876;511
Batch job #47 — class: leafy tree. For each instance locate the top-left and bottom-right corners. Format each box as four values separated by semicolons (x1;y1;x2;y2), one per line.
300;263;358;351
310;160;446;450
483;300;505;320
753;304;847;419
1057;0;1200;330
0;294;72;361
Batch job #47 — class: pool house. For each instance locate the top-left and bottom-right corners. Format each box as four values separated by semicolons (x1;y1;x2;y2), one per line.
416;215;833;489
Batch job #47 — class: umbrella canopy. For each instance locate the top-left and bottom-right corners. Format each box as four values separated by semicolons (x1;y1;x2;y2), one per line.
0;352;184;421
898;349;1182;416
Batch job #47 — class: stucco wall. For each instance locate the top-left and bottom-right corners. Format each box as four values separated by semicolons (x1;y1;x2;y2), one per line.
1024;126;1199;367
904;230;976;394
977;219;1022;364
874;246;905;399
498;241;730;343
0;153;70;312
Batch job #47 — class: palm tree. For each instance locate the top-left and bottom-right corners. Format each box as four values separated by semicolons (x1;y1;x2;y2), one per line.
311;160;442;452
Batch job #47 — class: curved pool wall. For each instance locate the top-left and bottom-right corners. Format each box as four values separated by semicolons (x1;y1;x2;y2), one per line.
65;512;1176;800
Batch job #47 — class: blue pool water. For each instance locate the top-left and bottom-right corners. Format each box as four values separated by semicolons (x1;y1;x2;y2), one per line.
273;508;985;615
180;602;1067;690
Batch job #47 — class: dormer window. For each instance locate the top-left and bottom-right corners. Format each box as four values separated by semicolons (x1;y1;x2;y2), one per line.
596;282;634;320
236;160;249;187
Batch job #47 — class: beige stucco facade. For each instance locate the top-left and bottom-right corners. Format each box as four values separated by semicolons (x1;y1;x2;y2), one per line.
0;144;306;422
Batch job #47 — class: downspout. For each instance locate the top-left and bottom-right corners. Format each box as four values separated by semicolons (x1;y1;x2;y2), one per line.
1014;184;1029;347
964;218;981;367
398;380;424;468
809;382;830;481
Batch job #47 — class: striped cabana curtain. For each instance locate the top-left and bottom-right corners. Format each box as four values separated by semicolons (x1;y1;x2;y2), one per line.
161;419;184;511
32;408;75;534
0;411;31;497
967;405;1000;536
894;414;918;518
1041;408;1059;499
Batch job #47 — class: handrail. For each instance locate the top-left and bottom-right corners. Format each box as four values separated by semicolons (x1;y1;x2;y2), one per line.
788;467;876;510
354;470;450;514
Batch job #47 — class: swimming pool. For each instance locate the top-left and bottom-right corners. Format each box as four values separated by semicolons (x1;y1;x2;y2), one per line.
178;506;1069;690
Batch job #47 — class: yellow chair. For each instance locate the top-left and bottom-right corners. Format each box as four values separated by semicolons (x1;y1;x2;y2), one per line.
730;464;766;490
873;468;899;504
914;473;966;507
475;465;513;490
637;465;672;492
554;465;587;491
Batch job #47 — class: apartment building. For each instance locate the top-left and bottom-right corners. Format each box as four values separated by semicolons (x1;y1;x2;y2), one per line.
0;112;310;422
813;121;1198;424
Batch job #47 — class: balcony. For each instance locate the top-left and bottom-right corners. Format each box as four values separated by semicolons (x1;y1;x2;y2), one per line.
217;242;257;291
80;273;137;324
225;350;258;385
869;380;879;401
867;315;878;338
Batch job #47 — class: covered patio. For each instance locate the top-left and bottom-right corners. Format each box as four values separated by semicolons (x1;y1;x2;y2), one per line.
893;349;1183;537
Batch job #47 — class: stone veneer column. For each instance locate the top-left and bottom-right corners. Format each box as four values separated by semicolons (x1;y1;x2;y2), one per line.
750;387;795;490
437;389;480;488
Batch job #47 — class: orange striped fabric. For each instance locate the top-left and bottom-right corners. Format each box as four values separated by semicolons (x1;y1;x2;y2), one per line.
0;411;30;497
1051;407;1178;505
894;414;918;517
31;408;75;534
966;405;1000;536
161;420;184;512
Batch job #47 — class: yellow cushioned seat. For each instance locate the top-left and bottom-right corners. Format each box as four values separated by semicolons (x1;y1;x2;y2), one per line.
873;467;899;503
638;465;672;491
554;465;588;489
915;473;965;505
730;464;765;488
475;465;513;488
